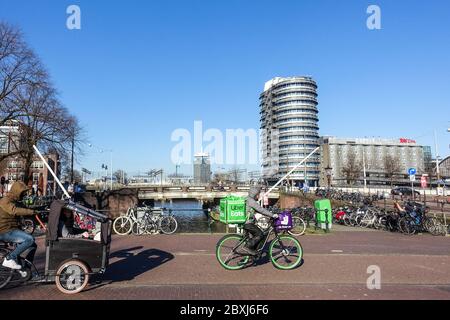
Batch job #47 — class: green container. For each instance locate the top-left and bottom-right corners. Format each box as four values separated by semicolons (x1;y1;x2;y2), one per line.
314;199;332;230
219;196;247;225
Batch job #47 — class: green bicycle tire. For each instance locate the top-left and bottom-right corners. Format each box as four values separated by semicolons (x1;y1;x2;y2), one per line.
216;234;250;271
269;235;303;270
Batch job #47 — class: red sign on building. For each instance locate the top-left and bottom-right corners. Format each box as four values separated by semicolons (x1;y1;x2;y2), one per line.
400;138;417;144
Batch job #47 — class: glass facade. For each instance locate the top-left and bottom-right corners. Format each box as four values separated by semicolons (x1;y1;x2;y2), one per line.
260;77;320;185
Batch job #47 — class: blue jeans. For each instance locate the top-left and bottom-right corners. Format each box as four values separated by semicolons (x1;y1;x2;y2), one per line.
0;230;37;262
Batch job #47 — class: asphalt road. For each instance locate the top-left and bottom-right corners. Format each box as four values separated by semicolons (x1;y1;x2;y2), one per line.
1;229;450;300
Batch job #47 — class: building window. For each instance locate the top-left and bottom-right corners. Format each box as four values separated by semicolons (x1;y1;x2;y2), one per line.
8;161;20;169
0;137;7;154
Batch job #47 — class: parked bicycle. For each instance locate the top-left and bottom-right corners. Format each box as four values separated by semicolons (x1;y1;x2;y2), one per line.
131;208;178;235
397;201;443;236
113;204;178;236
266;207;307;236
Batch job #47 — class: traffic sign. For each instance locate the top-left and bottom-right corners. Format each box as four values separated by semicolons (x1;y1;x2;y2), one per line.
410;175;416;182
408;168;416;176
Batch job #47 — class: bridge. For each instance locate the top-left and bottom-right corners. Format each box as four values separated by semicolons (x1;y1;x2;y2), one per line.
125;184;281;202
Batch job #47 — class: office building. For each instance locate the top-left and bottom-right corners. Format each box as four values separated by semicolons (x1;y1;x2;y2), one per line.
320;137;430;186
193;153;211;184
260;77;320;186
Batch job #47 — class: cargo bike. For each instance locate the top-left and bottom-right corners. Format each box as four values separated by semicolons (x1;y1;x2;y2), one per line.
215;196;303;270
0;199;112;294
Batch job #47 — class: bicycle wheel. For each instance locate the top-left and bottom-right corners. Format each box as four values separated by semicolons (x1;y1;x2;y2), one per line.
425;217;443;236
344;215;352;226
288;217;306;237
398;218;415;235
55;260;90;295
131;220;146;236
0;249;13;290
375;216;388;231
269;235;303;270
354;215;362;227
113;217;132;235
216;234;250;270
159;216;178;235
359;214;371;228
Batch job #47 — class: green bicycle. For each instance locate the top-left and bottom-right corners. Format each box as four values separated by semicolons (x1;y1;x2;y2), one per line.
216;216;303;270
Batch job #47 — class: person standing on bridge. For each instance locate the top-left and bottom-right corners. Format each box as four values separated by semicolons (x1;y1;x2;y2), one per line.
242;185;278;256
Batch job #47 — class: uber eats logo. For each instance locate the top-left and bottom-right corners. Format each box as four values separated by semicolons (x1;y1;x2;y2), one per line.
229;204;245;217
230;212;244;217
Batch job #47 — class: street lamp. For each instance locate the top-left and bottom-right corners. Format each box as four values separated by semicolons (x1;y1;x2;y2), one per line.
88;143;113;191
325;166;333;188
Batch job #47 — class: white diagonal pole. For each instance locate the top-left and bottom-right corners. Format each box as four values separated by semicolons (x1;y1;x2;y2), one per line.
33;145;70;199
264;147;320;197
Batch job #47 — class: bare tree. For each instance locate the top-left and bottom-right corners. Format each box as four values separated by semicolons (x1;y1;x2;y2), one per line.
341;149;362;185
0;22;84;184
228;167;246;184
62;167;82;184
384;154;402;187
0;22;44;127
212;172;228;185
13;79;82;184
113;170;127;184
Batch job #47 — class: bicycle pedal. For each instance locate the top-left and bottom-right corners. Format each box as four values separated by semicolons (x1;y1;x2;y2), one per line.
18;270;28;278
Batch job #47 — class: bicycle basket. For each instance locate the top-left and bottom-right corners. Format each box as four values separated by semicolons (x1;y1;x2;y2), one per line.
275;211;293;231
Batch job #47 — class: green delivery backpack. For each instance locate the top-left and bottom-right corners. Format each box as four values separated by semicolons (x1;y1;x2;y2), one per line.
219;196;248;225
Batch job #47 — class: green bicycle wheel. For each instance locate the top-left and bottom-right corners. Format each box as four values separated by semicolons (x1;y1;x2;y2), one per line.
269;235;303;270
216;234;250;270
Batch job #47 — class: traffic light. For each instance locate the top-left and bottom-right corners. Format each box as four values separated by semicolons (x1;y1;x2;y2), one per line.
0;176;5;186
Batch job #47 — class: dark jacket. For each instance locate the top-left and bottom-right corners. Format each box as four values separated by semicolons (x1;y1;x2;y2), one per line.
245;186;274;225
0;182;35;234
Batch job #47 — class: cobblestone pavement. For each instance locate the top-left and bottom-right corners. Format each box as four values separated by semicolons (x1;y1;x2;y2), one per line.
0;230;449;300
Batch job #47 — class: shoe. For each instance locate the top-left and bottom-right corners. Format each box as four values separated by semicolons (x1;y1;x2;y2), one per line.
2;258;22;270
241;247;257;256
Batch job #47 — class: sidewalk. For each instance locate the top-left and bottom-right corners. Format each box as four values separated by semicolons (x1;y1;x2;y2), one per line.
1;231;449;300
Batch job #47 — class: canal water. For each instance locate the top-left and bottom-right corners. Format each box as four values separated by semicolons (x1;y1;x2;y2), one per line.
154;199;227;233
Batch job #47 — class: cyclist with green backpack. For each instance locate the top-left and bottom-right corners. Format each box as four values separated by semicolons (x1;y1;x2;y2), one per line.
241;185;278;256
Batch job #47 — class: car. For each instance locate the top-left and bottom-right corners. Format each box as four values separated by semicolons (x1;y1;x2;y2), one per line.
391;187;420;196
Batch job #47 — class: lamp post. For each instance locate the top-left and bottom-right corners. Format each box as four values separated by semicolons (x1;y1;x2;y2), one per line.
89;143;113;191
325;166;333;189
101;164;108;191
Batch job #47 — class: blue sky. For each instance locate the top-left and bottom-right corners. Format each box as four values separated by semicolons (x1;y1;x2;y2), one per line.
1;0;449;177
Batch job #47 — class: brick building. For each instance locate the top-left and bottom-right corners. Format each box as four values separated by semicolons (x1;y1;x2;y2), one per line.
0;121;61;195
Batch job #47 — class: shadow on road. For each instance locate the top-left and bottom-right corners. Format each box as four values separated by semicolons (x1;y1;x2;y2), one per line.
100;246;174;283
252;251;304;270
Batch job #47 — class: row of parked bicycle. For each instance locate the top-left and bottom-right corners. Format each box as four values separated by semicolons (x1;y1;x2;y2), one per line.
112;204;179;236
266;199;448;236
332;201;447;236
315;188;385;204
